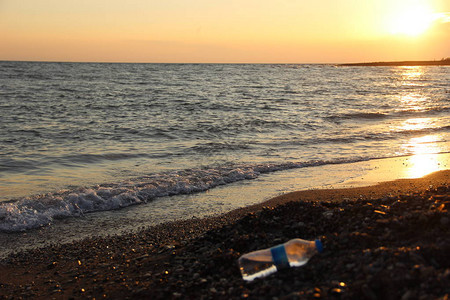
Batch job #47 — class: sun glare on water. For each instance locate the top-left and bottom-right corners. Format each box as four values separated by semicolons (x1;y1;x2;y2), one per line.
389;5;435;36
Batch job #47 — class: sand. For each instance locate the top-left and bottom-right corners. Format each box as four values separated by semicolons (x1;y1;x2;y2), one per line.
0;170;449;299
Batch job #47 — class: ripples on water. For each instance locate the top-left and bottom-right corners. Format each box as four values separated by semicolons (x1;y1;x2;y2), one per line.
0;62;448;231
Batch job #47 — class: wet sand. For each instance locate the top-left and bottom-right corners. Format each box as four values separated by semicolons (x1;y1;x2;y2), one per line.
0;170;449;299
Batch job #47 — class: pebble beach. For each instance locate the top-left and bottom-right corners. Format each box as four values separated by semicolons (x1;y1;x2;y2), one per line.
1;170;449;299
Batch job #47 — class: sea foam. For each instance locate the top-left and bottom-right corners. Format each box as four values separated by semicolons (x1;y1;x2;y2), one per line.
0;159;366;232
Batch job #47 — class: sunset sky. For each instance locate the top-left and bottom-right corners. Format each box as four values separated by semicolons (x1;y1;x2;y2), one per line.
1;0;449;63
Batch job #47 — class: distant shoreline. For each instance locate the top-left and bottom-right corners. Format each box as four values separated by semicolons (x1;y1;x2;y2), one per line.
339;59;450;66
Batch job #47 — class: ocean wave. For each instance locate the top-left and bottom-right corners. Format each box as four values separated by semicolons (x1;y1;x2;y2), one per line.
394;106;450;117
326;112;388;121
393;125;450;136
59;153;151;164
292;125;450;146
0;152;153;173
326;106;449;122
0;158;369;232
191;142;251;153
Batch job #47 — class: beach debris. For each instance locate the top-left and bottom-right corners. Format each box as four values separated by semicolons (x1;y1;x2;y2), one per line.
238;238;323;281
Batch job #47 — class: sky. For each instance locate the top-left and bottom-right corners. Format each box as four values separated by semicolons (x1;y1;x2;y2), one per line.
1;0;449;63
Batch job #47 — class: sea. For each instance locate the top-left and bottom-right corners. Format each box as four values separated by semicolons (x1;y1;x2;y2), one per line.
0;62;449;255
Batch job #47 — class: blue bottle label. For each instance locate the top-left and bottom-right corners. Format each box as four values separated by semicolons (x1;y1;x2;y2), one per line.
270;245;289;270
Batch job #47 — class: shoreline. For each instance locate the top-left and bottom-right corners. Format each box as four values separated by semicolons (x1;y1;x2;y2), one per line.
0;170;449;299
0;153;448;258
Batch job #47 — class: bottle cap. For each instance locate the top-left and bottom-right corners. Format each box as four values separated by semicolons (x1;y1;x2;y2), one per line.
315;239;323;253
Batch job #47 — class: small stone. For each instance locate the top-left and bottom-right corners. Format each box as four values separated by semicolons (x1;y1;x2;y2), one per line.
47;262;57;270
418;214;427;223
361;284;377;300
323;211;333;219
346;263;356;270
376;219;389;224
291;222;305;229
330;288;343;295
440;217;449;226
401;290;415;300
409;252;425;264
418;294;431;300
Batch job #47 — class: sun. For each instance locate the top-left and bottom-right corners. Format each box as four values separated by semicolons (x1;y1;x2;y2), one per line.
389;5;435;36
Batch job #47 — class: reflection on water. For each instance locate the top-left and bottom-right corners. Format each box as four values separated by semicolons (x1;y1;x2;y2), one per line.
398;118;434;131
399;94;428;112
396;67;447;178
405;135;443;154
400;66;424;82
403;135;446;178
398;66;428;111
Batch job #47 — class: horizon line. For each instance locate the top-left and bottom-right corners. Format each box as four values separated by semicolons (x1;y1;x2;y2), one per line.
1;58;447;65
0;59;338;65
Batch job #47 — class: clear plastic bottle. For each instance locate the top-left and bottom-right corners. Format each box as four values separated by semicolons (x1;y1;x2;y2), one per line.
238;238;323;281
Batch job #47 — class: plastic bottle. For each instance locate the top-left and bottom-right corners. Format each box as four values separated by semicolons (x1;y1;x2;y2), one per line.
238;238;323;281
